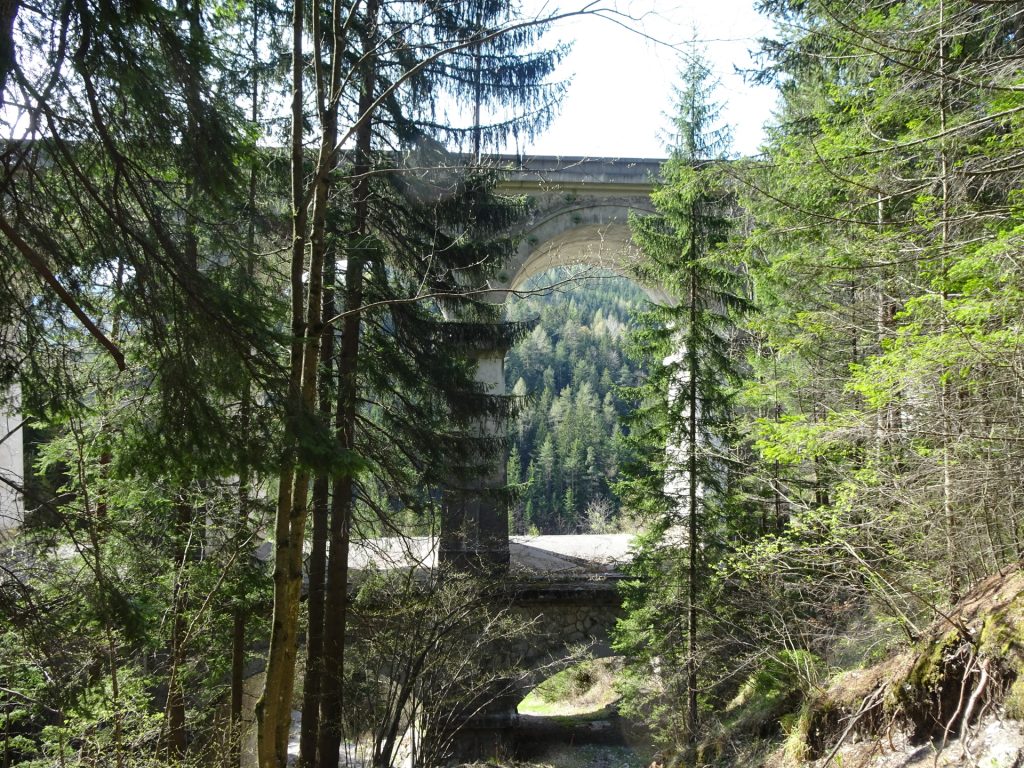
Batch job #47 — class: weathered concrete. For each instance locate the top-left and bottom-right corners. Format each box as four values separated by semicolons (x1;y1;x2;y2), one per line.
0;381;23;535
439;343;512;570
490;154;664;302
442;155;663;581
349;533;635;574
434;155;663;761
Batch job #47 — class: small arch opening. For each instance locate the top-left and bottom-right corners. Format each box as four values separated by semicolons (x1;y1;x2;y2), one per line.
517;656;624;720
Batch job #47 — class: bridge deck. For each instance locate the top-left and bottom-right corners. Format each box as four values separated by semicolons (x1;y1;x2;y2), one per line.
348;533;635;576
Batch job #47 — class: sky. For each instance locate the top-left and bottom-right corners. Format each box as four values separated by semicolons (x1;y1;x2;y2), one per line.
515;1;779;159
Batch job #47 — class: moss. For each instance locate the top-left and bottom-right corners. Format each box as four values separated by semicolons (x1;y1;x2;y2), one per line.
978;598;1024;663
703;572;1024;765
902;630;958;692
1006;676;1024;720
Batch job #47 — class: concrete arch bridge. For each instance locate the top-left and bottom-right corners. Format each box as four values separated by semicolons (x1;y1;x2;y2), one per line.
381;154;666;760
436;154;665;572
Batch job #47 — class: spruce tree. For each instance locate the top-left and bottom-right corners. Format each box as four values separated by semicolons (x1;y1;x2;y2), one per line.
735;0;1024;653
251;3;574;766
615;51;747;749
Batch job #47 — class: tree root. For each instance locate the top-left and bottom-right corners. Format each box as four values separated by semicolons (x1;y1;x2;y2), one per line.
820;685;887;766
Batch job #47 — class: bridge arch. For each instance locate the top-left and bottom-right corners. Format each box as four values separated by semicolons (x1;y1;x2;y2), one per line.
508;586;622;700
486;155;668;306
440;155;667;570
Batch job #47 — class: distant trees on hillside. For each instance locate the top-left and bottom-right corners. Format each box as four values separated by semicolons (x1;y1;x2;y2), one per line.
504;269;647;534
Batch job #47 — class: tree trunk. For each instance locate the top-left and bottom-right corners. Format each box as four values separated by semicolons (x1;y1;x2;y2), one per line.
229;609;245;768
318;4;379;763
937;0;960;604
298;253;337;767
685;248;699;746
165;496;194;759
256;0;310;760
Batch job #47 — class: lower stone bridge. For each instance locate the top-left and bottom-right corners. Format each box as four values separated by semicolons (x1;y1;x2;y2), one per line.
348;533;635;759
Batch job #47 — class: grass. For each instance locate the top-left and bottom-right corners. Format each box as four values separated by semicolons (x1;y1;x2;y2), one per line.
517;658;622;718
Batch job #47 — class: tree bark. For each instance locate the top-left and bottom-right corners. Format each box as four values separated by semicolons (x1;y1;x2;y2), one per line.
685;223;699;746
166;503;190;760
318;4;379;764
937;0;960;605
229;609;245;768
298;258;337;768
256;0;308;760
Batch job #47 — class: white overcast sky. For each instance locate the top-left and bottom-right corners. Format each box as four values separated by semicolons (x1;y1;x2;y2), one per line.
514;1;778;159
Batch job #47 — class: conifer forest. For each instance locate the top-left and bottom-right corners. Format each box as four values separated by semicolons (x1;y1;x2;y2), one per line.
3;1;1024;767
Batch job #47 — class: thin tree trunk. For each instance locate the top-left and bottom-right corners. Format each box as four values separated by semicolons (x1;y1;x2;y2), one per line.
229;10;259;766
259;0;353;762
298;259;336;768
167;41;203;746
318;4;379;763
685;222;699;746
256;0;308;759
229;609;245;768
937;0;960;604
166;501;192;759
299;474;329;768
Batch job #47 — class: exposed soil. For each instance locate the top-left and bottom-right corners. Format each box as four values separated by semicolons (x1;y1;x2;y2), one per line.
771;565;1024;768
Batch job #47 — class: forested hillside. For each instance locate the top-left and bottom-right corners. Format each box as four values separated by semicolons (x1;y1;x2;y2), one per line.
504;269;647;534
3;0;1024;766
610;2;1024;764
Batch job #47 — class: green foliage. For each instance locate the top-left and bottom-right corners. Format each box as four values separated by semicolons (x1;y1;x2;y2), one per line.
531;660;598;704
732;0;1024;640
2;379;272;764
722;650;820;740
613;49;754;753
1006;677;1024;720
504;267;647;533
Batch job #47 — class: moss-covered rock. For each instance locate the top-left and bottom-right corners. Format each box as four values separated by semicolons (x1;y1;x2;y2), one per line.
779;567;1024;764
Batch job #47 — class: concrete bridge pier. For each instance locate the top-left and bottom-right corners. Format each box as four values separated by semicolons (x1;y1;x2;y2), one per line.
439;341;512;572
0;380;24;536
437;337;519;760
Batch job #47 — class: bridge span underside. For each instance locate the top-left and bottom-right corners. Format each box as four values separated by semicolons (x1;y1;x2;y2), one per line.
492;154;665;303
350;533;634;760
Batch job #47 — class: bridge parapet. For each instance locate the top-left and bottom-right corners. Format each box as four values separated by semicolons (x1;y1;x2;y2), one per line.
349;533;635;577
484;155;664;301
493;154;663;192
